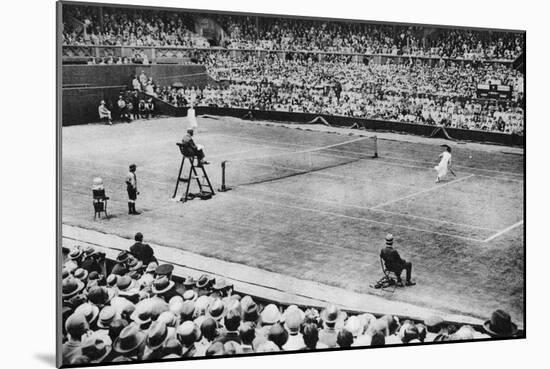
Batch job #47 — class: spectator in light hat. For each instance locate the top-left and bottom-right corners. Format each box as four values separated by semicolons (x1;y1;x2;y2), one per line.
97;306;117;332
63;313;91;363
183;289;197;302
283;309;305;351
62;277;85;301
450;325;475;341
319;304;340;348
73;268;89;284
75;302;100;329
81;333;114;363
139;262;158;289
252;303;281;348
142;320;169;360
177;321;201;357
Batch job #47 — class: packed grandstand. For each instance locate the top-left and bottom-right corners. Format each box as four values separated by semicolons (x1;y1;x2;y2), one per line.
62;5;525;135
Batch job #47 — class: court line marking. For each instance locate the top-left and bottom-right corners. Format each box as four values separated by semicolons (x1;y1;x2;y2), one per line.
62;187;376;262
244;186;498;232
371;174;475;210
483;221;524;243
214;133;523;178
229;191;485;243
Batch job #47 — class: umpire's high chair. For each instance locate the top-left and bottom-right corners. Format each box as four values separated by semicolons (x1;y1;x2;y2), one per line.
172;143;215;202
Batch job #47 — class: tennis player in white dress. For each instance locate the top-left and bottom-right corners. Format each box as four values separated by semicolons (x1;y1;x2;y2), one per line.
187;103;198;131
434;145;452;183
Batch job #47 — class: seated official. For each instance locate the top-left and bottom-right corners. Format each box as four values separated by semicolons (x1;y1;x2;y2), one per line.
181;129;209;165
380;233;415;286
98;100;112;125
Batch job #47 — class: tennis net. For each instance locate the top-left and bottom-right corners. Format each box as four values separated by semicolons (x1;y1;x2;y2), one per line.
219;135;378;190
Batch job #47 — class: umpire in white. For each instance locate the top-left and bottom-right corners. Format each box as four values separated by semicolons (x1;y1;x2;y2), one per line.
126;163;140;215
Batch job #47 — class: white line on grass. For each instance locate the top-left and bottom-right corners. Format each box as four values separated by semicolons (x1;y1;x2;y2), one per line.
483;221;524;243
230;192;485;243
244;186;497;232
371;174;475;210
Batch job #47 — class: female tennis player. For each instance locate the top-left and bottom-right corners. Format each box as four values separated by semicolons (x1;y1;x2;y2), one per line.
187;102;198;131
434;144;452;183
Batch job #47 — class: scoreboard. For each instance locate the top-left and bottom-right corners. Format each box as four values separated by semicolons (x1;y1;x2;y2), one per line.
477;83;512;99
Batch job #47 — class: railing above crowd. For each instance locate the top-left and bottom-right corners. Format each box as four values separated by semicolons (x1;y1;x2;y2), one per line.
62;45;520;66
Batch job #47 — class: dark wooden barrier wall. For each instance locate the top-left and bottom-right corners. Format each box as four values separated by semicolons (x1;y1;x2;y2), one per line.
61;64;208;125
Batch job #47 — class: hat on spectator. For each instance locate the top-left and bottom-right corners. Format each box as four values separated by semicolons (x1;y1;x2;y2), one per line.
337;328;354;347
260;304;281;325
70;356;90;365
149;296;169;320
322;304;340;325
128;270;141;280
385;233;394;245
81;334;112;363
62;267;70;280
284;309;303;333
62;277;85;299
208;299;226;321
155;264;174;277
116;251;130;264
74;268;89;282
131;299;153;325
180;301;196;322
282;305;305;323
88;286;115;306
65;313;89;338
152;276;175;295
177;321;201;346
483;310;518;337
240;295;254;310
183;289;197;302
425;315;444;333
195;295;212;317
127;258;143;272
196;274;210;289
157;311;178;327
69;247;83;260
304;308;320;324
147;320;169;350
183;276;196;288
145;262;158;274
345;316;362;337
169;295;183;307
213;278;233;291
106;274;118;288
97;306;117;329
75;303;100;325
205;341;225;356
117;276;137;294
268;323;289;348
113;324;146;354
82;245;96;257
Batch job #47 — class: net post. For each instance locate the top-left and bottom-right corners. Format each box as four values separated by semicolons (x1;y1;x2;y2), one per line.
219;160;229;192
373;135;378;158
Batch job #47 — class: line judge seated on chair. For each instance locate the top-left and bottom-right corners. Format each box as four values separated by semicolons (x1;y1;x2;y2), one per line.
380;233;415;287
181;129;209;166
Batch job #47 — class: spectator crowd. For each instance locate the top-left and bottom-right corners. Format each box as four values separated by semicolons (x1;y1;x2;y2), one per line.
157;52;524;134
63;6;524;61
61;232;521;365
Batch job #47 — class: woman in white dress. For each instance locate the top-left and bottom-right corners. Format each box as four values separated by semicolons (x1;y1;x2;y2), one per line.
187;102;198;131
434;145;452;183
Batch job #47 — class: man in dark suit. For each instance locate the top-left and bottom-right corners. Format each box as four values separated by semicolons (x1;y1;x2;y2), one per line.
380;233;415;286
181;129;209;165
129;232;157;265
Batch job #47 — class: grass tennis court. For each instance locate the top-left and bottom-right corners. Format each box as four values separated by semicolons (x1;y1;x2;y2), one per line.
61;116;524;322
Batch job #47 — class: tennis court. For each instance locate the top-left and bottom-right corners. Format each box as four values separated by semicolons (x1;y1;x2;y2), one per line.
61;116;524;322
